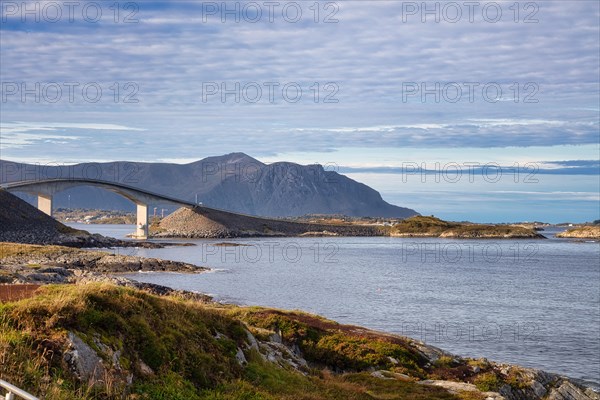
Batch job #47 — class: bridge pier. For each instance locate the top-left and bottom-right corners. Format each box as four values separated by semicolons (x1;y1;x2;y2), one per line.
4;179;198;242
37;194;53;216
135;203;149;239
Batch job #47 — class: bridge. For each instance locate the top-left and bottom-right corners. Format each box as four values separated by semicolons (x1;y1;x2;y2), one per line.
1;179;199;239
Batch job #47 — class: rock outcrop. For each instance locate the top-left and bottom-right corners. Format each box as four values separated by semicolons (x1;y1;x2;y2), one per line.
155;206;385;238
0;243;208;280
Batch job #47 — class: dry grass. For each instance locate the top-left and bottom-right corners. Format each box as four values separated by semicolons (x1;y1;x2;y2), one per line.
556;226;600;239
0;242;81;259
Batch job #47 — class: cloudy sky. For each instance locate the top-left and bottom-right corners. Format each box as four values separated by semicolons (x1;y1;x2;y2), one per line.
1;1;599;222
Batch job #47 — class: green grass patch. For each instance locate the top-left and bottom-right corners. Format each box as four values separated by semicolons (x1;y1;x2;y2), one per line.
473;372;502;392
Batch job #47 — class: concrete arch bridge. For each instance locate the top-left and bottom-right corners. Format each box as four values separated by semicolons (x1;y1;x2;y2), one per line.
1;179;199;239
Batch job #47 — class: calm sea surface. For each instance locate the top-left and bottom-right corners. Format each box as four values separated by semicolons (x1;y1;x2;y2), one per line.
69;223;600;388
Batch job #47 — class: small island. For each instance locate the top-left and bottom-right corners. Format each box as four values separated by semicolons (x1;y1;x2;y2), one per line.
556;225;600;239
388;216;545;239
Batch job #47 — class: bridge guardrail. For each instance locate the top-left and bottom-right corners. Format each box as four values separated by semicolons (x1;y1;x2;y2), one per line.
0;380;39;400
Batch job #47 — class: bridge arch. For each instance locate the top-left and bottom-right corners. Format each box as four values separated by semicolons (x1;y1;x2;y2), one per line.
1;179;196;239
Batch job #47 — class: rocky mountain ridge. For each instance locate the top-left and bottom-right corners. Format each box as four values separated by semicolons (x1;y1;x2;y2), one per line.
1;153;418;218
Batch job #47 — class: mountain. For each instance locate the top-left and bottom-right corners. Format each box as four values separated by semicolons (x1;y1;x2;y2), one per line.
0;153;418;218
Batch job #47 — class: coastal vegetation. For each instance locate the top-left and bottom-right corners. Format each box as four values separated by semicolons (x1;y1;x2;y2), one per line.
1;282;596;399
0;283;465;399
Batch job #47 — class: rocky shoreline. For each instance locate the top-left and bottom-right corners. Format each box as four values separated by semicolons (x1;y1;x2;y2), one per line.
0;242;207;282
0;228;177;248
0;242;598;399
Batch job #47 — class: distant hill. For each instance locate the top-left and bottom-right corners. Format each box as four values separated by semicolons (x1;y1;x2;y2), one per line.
0;153;418;218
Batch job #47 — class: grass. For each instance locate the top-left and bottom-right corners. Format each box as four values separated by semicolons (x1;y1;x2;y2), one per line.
200;354;457;400
1;284;244;396
230;308;426;376
0;283;468;400
434;356;456;369
473;372;502;392
0;242;82;259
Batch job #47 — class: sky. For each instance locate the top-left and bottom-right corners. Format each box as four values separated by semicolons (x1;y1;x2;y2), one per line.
1;0;599;222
